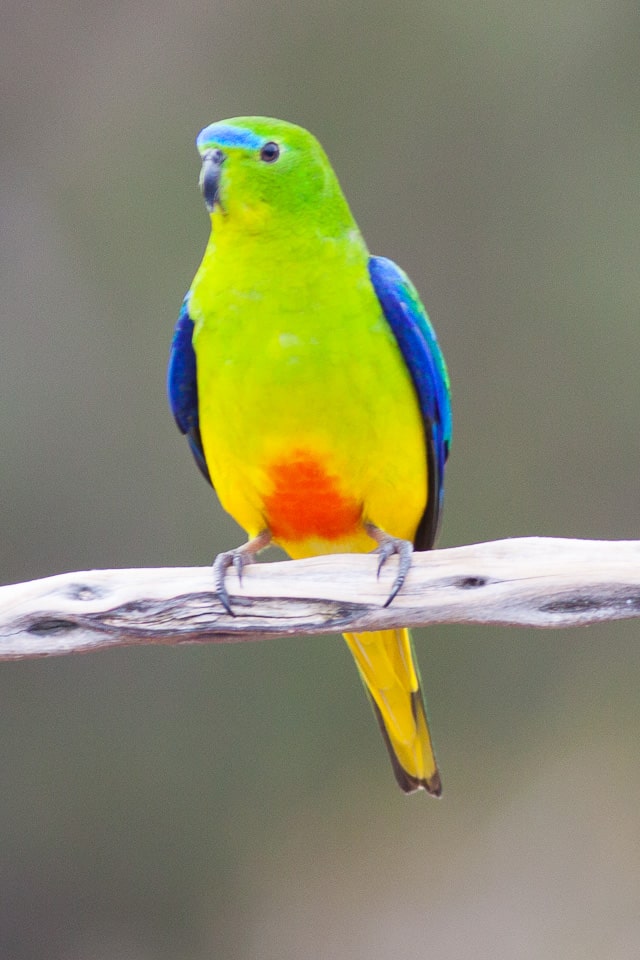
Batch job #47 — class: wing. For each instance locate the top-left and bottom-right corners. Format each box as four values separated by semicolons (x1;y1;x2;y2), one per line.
368;256;451;550
167;295;212;485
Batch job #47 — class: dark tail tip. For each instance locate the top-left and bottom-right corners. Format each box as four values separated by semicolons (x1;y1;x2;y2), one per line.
426;769;443;797
370;697;442;797
399;766;442;797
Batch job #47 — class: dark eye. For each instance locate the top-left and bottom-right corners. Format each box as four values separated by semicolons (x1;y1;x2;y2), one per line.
260;142;280;163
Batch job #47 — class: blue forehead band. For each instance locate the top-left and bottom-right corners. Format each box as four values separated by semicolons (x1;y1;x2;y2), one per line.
196;124;264;154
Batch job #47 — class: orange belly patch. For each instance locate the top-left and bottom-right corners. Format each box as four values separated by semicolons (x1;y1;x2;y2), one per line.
264;452;362;543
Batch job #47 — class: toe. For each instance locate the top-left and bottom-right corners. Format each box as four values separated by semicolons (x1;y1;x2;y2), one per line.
365;523;414;607
211;530;272;616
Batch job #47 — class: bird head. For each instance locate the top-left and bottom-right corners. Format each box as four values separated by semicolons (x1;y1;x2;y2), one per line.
196;117;354;237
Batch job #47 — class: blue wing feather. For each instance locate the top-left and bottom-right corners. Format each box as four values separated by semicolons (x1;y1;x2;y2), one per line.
167;296;212;485
368;256;451;549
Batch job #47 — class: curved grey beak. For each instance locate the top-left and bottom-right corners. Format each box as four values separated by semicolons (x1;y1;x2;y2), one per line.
200;148;225;212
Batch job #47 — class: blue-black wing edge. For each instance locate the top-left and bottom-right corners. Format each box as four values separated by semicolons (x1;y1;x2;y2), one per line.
368;256;451;550
167;296;212;485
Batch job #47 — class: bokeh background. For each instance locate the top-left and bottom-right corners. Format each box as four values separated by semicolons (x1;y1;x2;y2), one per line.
2;1;640;957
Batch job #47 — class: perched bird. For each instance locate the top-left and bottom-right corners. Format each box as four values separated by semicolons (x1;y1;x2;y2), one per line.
168;117;451;794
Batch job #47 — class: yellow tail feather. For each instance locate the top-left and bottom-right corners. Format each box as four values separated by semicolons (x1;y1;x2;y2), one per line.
343;628;441;796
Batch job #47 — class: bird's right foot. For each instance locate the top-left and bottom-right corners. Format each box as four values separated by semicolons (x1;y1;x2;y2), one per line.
213;530;272;615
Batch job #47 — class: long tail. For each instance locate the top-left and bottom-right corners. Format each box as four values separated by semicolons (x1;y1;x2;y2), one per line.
343;628;441;796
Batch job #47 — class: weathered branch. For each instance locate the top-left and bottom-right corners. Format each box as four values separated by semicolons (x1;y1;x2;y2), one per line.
1;537;639;660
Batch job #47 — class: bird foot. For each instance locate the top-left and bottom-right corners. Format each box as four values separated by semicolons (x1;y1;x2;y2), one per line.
213;530;272;615
365;523;413;607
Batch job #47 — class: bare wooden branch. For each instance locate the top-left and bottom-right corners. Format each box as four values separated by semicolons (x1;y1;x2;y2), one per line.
1;537;639;660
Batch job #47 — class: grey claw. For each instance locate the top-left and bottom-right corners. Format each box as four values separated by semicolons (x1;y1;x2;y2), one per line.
365;524;414;607
211;530;273;617
383;567;407;608
232;552;245;585
213;551;237;616
375;540;395;578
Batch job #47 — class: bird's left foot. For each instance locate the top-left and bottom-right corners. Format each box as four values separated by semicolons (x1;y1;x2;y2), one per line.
365;523;413;607
213;529;272;615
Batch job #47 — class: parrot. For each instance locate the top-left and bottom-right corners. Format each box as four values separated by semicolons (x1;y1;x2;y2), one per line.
167;117;451;795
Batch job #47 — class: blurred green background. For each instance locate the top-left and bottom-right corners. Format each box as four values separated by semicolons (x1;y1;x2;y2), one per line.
2;1;640;957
